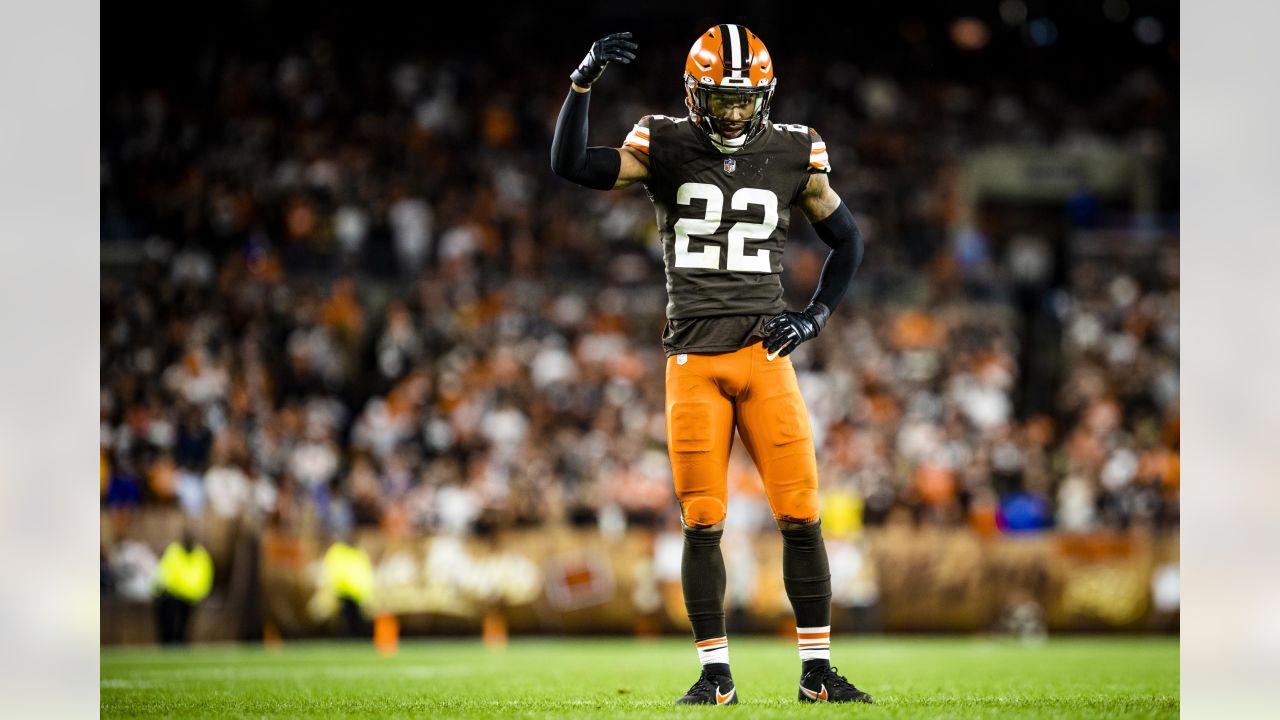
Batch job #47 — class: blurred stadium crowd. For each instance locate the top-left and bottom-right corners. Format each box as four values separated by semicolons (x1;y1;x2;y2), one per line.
100;4;1178;552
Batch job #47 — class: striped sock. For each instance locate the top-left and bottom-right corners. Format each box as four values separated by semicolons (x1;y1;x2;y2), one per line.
796;625;831;663
695;635;730;666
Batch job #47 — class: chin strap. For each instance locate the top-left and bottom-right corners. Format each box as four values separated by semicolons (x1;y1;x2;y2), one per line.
707;130;746;154
695;111;770;155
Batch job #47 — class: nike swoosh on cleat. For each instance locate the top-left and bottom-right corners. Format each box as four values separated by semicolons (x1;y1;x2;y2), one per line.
800;683;828;701
716;686;735;704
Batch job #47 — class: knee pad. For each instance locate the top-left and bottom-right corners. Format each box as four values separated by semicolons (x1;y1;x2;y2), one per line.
681;495;727;528
771;488;819;525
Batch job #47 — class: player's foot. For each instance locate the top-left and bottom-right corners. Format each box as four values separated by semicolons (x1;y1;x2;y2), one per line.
674;668;737;705
797;665;874;703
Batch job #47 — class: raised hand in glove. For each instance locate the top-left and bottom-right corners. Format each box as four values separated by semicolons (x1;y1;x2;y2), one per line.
570;32;638;89
763;303;830;359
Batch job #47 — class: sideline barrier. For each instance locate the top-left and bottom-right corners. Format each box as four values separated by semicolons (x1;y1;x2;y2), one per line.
101;516;1178;644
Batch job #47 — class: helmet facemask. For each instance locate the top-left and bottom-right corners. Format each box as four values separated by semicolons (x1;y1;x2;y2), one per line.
684;77;775;154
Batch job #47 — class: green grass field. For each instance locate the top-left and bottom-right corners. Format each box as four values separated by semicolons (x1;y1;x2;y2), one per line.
101;636;1177;719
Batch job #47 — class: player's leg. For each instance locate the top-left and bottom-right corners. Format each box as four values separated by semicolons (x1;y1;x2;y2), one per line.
733;345;830;653
665;352;738;705
153;592;170;645
176;597;193;645
736;341;872;703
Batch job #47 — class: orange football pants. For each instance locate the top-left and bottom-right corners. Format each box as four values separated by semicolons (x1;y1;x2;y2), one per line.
665;339;820;527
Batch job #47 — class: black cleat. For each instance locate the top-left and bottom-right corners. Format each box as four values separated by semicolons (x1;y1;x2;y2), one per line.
675;668;738;705
797;665;874;703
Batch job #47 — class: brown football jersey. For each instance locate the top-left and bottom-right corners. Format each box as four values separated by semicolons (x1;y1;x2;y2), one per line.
623;115;831;356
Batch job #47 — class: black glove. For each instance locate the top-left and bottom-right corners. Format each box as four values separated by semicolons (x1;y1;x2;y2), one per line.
570;32;638;88
763;303;830;358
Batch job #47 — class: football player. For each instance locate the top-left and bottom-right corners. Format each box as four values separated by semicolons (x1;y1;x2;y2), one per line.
551;26;871;705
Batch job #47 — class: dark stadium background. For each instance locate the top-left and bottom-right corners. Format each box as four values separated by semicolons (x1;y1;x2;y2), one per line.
100;0;1179;644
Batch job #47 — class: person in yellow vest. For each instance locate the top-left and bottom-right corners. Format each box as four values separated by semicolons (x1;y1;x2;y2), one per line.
153;530;214;645
320;538;374;637
819;486;864;540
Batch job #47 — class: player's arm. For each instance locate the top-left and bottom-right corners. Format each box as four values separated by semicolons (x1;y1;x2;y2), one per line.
763;172;864;357
798;172;863;314
613;143;650;189
549;33;650;190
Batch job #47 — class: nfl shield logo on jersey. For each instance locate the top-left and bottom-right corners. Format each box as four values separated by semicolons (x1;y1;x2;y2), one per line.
723;158;736;174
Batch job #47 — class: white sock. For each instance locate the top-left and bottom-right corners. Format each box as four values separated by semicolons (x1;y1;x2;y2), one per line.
797;625;831;662
695;635;729;666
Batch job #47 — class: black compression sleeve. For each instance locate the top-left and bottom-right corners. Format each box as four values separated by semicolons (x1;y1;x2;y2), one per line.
681;527;727;643
550;87;621;191
780;521;832;631
808;202;864;313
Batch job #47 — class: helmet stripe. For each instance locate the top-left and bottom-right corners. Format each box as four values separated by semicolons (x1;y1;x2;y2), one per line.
726;23;742;76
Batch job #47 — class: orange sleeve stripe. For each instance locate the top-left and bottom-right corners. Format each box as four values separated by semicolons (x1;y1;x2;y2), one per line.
624;140;650;154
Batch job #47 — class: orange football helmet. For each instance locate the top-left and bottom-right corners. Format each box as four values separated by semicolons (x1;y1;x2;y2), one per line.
683;24;777;152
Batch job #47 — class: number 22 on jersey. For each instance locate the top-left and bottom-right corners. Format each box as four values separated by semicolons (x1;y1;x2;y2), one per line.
673;182;778;273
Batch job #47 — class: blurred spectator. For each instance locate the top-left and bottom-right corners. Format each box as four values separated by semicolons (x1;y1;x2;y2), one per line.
311;538;375;637
152;530;214;645
100;11;1177;541
108;535;158;602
